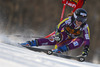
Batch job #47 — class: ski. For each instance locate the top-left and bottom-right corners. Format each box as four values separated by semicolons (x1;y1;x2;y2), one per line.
24;46;85;62
47;50;85;62
24;46;48;53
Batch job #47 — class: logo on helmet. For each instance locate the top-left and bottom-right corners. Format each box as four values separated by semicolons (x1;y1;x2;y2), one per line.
80;13;87;17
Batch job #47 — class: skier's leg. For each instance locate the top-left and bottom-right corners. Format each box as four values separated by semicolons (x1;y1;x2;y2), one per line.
20;38;56;47
67;37;84;50
37;38;56;46
52;32;71;53
52;37;84;53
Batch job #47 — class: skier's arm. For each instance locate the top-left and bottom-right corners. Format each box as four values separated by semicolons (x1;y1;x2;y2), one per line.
56;17;70;32
55;17;70;36
82;24;90;57
55;17;70;41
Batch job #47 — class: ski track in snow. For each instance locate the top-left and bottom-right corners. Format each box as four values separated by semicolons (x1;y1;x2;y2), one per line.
0;43;100;67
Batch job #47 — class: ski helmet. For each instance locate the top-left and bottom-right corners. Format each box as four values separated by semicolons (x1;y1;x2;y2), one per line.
74;8;87;23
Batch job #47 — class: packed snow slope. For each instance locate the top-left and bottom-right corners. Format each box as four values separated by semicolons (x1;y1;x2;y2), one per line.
0;43;100;67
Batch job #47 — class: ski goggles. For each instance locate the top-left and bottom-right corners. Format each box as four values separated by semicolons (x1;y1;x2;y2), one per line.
75;16;87;23
74;13;87;23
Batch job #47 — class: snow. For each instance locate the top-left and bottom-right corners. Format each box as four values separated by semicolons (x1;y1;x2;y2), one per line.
0;43;100;67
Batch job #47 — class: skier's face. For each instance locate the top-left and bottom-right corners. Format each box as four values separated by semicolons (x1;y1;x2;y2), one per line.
75;20;82;26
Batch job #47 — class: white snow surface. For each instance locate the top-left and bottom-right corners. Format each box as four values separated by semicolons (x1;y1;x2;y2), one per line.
0;43;100;67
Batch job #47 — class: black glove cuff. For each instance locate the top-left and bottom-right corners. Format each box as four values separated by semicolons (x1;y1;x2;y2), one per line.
83;45;89;53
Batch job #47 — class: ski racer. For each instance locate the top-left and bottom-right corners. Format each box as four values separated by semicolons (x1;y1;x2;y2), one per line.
45;0;87;38
21;8;90;57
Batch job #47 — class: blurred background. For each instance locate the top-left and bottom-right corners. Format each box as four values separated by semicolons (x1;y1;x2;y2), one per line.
0;0;100;64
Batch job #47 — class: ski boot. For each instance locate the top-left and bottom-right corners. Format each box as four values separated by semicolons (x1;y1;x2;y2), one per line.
53;45;68;53
47;45;68;55
52;49;62;53
20;40;37;47
47;49;62;55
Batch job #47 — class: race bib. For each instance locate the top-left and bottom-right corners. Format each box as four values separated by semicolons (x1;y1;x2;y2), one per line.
73;41;79;46
85;34;90;39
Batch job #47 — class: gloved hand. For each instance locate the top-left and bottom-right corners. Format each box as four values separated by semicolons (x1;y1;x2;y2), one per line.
82;45;89;57
54;31;61;42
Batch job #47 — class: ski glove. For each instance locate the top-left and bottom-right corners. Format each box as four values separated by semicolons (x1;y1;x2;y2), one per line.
54;26;62;42
82;45;89;57
54;31;61;42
